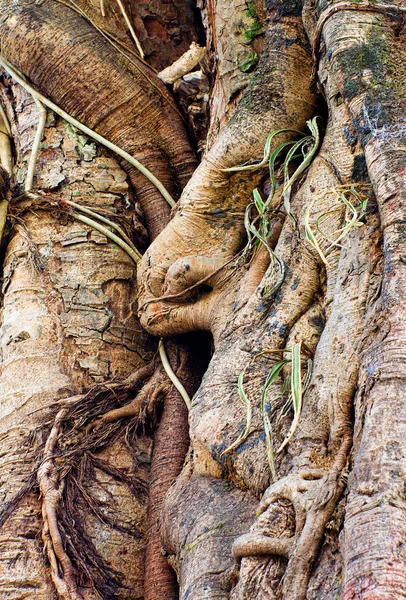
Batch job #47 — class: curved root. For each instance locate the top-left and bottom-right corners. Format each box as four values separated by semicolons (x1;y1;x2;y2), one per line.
233;454;349;600
37;360;175;599
87;368;170;431
38;408;84;600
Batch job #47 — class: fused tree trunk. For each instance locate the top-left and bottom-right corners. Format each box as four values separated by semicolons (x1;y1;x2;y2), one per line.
1;1;406;600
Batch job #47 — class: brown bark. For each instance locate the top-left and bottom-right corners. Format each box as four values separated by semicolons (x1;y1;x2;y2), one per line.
138;0;318;340
0;0;197;239
0;82;153;599
312;4;406;598
66;0;202;72
1;0;406;599
144;340;200;600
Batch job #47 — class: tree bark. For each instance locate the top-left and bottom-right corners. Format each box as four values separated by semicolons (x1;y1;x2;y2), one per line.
1;0;406;599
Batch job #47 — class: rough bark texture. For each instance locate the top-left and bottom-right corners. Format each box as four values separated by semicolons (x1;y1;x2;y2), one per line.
67;0;203;72
315;6;406;598
138;0;318;339
1;0;406;599
0;82;153;599
0;0;197;239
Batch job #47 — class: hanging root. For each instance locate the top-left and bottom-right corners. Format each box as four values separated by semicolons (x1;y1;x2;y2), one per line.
36;359;182;599
38;408;85;600
86;366;171;431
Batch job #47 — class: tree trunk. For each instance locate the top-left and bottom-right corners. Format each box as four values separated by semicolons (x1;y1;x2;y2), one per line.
1;1;406;599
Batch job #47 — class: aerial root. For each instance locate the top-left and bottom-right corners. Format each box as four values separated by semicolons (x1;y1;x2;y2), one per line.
232;469;336;564
233;454;349;599
233;533;292;559
36;360;173;599
86;369;171;431
233;469;328;560
38;408;84;600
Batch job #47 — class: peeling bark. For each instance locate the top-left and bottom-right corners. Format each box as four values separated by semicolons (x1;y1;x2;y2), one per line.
0;0;197;239
0;83;153;599
313;5;406;598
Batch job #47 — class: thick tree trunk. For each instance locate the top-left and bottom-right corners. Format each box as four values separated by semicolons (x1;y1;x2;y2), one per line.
0;82;154;599
1;0;406;599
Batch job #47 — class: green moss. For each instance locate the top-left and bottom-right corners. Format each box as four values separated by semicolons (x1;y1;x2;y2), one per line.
337;33;392;101
242;1;263;43
245;0;258;18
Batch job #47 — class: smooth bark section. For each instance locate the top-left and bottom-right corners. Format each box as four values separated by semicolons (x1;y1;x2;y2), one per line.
138;1;317;341
163;467;258;600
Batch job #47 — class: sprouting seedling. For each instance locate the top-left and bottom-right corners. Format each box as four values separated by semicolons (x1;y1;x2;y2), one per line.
258;342;312;456
226;118;321;297
277;341;306;453
259;356;289;480
241;187;285;295
222;116;321;222
282;117;320;221
221;341;312;481
304;185;369;267
220;370;253;457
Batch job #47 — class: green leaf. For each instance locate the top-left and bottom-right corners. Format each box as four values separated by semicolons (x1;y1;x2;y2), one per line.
253;188;264;213
220;369;253;456
277;342;303;453
240;51;259;73
260;359;289;412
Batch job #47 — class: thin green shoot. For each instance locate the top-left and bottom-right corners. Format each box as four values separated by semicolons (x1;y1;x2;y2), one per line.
220;127;304;173
220;341;312;478
277;342;303;453
264;413;277;482
277;358;312;424
220;370;253;456
220;351;294;478
282;119;320;220
229;118;321;301
260;358;289;480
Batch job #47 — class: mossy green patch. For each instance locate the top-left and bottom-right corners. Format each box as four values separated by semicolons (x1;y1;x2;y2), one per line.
337;33;392;101
242;1;263;44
